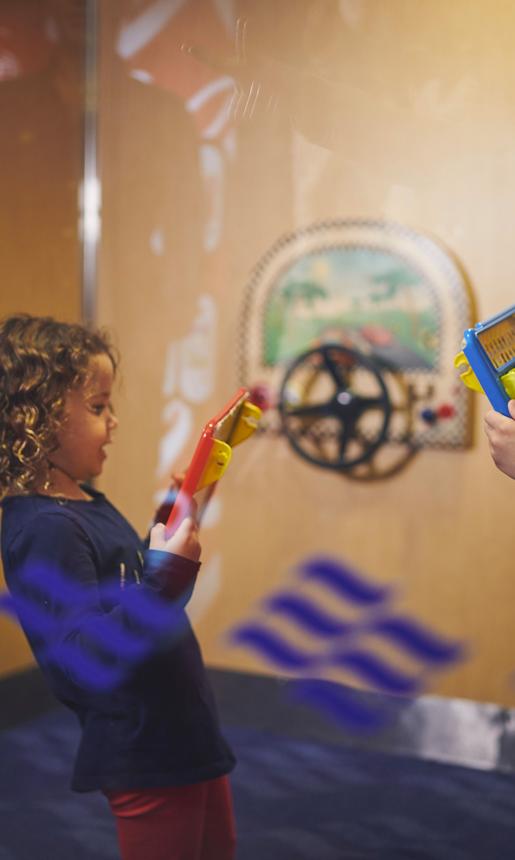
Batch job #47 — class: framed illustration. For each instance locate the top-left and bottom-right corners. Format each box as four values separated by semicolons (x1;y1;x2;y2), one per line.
239;220;476;478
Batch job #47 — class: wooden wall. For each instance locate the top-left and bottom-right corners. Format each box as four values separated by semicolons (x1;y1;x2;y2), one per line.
97;0;515;707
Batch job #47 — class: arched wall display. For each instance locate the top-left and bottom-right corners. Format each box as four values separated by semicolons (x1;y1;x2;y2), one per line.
239;220;475;478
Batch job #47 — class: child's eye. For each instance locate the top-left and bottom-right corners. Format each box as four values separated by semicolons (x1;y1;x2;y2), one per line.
89;400;114;416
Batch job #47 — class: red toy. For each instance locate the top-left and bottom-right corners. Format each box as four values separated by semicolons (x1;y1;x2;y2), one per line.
165;388;261;533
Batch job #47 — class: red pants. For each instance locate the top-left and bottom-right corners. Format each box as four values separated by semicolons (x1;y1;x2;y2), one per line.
104;776;236;860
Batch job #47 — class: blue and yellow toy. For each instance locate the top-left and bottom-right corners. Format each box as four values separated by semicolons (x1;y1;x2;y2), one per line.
454;304;515;417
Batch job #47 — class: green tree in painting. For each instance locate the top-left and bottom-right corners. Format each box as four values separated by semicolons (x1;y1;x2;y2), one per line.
281;280;329;306
369;267;419;302
264;280;329;365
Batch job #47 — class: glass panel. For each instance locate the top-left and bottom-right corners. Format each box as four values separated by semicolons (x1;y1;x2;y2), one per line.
0;0;85;319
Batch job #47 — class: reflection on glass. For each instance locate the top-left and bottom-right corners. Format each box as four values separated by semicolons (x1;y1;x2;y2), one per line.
0;0;85;312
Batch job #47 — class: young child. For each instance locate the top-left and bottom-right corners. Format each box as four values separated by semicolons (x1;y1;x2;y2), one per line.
484;400;515;479
0;314;236;860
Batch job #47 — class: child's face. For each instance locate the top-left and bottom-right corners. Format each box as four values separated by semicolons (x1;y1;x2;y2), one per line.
50;353;118;481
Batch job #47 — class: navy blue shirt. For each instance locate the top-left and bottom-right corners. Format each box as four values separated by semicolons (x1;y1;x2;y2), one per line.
0;486;235;793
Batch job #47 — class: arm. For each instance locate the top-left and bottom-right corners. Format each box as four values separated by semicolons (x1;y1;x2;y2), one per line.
484;399;515;479
4;512;200;698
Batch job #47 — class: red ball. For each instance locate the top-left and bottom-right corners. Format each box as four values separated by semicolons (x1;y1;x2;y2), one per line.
437;403;455;419
248;384;272;412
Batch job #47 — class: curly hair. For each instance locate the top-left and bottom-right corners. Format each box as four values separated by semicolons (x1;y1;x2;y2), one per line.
0;314;118;499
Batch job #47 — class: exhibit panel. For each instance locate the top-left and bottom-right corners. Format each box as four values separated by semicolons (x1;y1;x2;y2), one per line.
96;0;515;712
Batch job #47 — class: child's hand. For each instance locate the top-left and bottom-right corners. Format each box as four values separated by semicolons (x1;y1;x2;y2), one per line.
153;471;187;526
149;500;201;562
484;400;515;479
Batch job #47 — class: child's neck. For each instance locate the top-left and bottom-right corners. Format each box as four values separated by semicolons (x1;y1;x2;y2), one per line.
39;463;92;501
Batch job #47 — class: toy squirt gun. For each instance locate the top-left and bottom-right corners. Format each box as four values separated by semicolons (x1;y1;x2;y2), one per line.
165;388;262;533
454;304;515;417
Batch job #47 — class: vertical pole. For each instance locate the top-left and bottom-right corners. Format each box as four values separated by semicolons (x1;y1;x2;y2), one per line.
81;0;100;328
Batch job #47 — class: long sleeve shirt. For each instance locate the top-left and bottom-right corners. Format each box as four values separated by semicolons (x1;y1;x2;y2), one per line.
0;485;235;792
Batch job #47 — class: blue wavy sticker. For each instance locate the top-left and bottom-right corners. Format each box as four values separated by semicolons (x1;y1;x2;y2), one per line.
0;563;189;691
229;555;465;734
298;557;391;605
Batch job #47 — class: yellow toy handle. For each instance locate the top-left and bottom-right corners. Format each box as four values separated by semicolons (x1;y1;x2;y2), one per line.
500;368;515;399
228;401;261;446
453;351;483;393
197;439;232;492
455;350;515;400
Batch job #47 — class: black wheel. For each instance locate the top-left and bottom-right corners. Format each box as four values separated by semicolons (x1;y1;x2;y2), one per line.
279;344;392;471
343;359;419;481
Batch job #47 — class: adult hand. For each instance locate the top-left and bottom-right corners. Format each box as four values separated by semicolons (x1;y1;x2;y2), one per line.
484;400;515;479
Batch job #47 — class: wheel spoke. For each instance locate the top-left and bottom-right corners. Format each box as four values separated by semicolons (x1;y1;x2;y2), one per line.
285;402;334;418
322;349;348;388
338;418;355;460
353;395;386;414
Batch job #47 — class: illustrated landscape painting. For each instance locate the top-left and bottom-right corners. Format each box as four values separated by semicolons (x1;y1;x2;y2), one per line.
263;247;440;372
